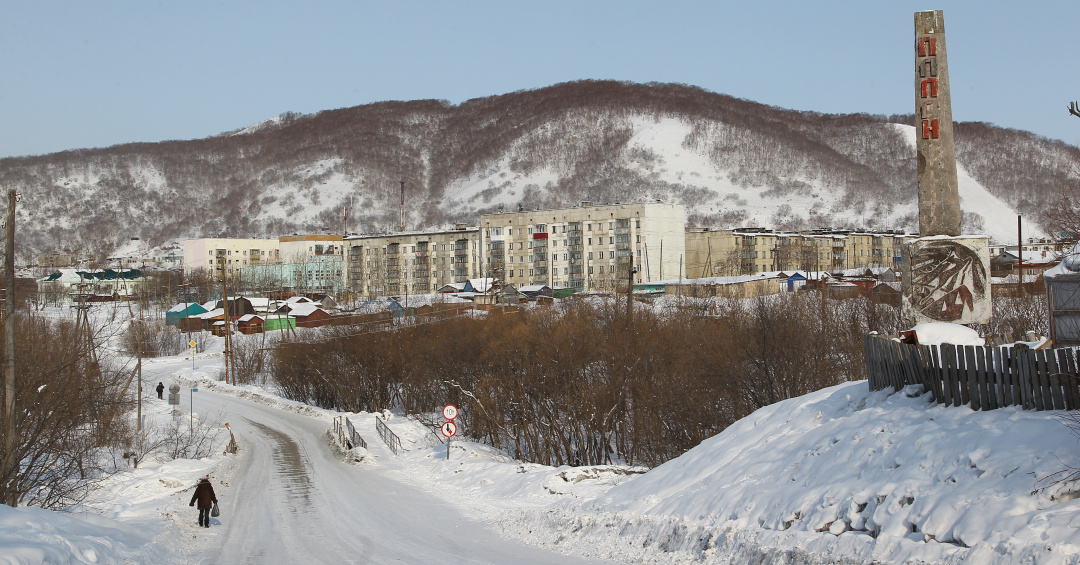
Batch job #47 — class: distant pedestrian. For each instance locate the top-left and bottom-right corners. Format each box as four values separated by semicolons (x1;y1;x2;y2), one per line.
189;476;218;528
156;382;165;400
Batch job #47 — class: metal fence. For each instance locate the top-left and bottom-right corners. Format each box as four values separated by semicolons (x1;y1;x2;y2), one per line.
865;335;1080;411
332;416;368;450
376;416;402;455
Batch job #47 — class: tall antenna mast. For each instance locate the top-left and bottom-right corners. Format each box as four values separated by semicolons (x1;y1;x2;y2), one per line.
399;180;405;232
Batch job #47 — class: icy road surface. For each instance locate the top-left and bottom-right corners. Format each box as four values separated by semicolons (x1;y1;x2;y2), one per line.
165;387;603;565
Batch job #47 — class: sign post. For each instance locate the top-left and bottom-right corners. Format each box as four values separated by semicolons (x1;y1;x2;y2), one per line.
441;404;458;460
190;387;198;434
189;339;197;370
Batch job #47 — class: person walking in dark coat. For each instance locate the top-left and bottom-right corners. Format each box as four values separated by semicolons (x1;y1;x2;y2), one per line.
189;476;218;527
156;382;165;400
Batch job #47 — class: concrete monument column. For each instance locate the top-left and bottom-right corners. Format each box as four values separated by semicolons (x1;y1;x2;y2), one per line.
914;10;962;237
902;10;991;325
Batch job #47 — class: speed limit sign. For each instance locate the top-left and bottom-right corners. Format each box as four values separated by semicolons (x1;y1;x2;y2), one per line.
441;421;457;438
442;404;458;420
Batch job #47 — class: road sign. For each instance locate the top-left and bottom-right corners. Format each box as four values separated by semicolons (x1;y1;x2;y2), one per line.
189;339;197;348
440;421;457;438
442;404;458;420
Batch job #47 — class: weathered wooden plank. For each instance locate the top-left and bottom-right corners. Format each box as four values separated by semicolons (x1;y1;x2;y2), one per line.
964;345;980;411
1036;349;1057;410
943;345;959;407
1005;346;1019;407
994;347;1012;407
986;345;1001;409
864;336;877;390
1017;348;1034;410
930;345;945;406
902;345;920;393
1045;350;1065;410
885;340;901;391
976;345;994;410
918;345;939;403
950;344;964;407
1063;348;1080;409
1030;347;1045;411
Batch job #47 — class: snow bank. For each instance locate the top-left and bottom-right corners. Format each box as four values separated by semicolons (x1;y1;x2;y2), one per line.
528;382;1080;564
910;322;984;346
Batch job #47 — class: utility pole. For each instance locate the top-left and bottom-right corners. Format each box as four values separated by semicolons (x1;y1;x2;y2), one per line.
1016;215;1024;297
399;180;405;233
2;190;16;507
626;255;635;326
221;273;232;386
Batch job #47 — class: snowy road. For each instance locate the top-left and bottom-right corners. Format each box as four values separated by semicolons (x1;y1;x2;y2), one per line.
163;385;603;564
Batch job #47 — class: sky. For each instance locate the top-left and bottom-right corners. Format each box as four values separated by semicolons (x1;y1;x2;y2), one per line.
1;1;1078;159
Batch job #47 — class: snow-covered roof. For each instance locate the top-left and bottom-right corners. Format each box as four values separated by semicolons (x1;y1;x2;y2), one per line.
656;273;785;286
282;303;323;317
468;278;493;292
167;302;200;313
996;249;1061;265
237;314;264;323
244;297;274;310
1043;244;1080;279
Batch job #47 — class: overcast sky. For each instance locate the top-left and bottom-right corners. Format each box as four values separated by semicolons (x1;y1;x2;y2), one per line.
1;0;1077;159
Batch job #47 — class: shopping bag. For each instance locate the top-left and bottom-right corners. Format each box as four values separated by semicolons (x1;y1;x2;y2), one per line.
211;502;220;517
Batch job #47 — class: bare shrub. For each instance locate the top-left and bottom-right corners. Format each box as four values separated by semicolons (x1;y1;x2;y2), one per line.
1;314;131;508
122;318;187;358
228;334;270;385
270;292;886;468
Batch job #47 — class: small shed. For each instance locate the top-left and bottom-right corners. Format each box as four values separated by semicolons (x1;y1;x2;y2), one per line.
282;303;332;328
166;302;208;326
210;320;232;337
438;282;468;294
236;314;265;335
264;315;297;332
464;278;493;293
781;272;808;292
552;287;575;299
519;285;553;300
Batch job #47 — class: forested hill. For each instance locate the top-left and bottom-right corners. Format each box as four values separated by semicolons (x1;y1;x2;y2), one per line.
1;80;1076;260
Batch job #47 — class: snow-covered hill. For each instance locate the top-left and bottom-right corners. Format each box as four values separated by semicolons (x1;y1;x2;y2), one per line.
1;81;1075;260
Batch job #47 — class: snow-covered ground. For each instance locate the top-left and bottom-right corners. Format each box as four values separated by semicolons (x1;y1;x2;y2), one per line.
4;325;1080;564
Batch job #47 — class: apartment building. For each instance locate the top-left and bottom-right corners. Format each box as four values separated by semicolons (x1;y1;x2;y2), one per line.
480;202;686;291
685;228;909;277
344;226;482;297
183;238;280;275
278;235;345;262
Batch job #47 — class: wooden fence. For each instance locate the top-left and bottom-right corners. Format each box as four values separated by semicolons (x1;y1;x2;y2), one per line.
865;335;1080;411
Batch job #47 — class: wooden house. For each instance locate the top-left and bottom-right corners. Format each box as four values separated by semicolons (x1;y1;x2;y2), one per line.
236;314;265;334
278;303;331;328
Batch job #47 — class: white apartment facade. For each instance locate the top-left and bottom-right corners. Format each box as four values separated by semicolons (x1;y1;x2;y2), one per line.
480;202;686;291
183;238;280;276
344;226;482;297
